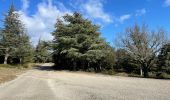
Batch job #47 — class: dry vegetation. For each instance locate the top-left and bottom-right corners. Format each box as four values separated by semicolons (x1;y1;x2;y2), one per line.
0;64;37;84
0;68;23;84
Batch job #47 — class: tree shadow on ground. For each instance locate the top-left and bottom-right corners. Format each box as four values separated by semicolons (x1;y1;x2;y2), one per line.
34;65;54;71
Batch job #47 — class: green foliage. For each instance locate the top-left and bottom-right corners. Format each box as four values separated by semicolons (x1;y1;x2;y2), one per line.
156;73;170;79
158;43;170;74
1;5;21;53
0;64;21;68
52;12;115;71
17;36;33;63
102;69;117;75
0;4;33;64
33;40;52;63
115;49;139;73
0;64;13;68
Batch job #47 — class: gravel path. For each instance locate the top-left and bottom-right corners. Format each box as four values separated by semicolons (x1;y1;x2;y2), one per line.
0;63;169;100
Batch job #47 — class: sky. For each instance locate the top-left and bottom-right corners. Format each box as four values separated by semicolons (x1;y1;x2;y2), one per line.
0;0;170;46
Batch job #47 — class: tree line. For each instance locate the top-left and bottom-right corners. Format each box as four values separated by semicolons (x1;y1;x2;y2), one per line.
0;5;51;65
0;5;170;78
52;13;170;78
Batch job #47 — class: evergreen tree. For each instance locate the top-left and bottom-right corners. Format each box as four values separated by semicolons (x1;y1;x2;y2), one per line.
158;43;170;74
0;4;23;64
0;29;3;58
115;49;139;73
34;40;51;63
52;12;115;71
15;33;33;64
0;4;33;64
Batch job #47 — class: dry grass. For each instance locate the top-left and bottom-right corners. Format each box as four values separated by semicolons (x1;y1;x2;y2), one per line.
0;63;43;84
0;67;26;84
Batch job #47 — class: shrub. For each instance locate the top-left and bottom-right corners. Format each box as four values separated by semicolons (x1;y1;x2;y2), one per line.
156;72;170;79
0;64;13;68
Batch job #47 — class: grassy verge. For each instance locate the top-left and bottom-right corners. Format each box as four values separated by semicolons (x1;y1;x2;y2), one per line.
0;67;25;84
0;64;36;84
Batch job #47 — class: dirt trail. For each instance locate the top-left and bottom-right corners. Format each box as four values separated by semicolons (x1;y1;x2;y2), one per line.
0;63;169;100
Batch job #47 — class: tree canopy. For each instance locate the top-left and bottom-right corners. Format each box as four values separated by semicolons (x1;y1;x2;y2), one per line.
52;12;115;71
0;4;33;64
120;24;167;77
34;39;52;63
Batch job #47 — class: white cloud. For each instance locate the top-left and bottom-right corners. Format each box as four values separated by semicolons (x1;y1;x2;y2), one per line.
18;0;135;45
135;8;146;16
80;0;113;23
116;8;147;24
165;0;170;6
21;0;29;11
119;14;131;23
18;0;72;45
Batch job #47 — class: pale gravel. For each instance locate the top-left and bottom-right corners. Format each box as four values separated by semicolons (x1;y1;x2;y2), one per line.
0;63;169;100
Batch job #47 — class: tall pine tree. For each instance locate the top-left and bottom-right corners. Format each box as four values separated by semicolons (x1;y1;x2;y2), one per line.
52;12;115;71
34;39;51;63
15;32;33;64
158;43;170;74
0;4;32;64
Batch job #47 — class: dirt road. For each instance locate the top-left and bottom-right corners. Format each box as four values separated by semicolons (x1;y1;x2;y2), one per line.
0;63;169;100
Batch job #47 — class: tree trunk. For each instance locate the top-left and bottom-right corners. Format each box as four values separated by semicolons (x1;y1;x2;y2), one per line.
4;48;9;64
87;62;90;68
140;67;143;76
73;61;77;71
143;66;149;78
81;61;85;71
20;58;22;64
98;63;102;72
4;54;9;64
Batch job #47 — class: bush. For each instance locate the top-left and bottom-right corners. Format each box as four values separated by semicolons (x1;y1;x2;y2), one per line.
0;64;13;68
87;68;95;72
0;63;35;69
22;63;37;68
22;64;29;68
102;69;117;75
156;72;170;79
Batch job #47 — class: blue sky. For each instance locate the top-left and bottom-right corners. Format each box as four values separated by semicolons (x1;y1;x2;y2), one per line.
0;0;170;46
